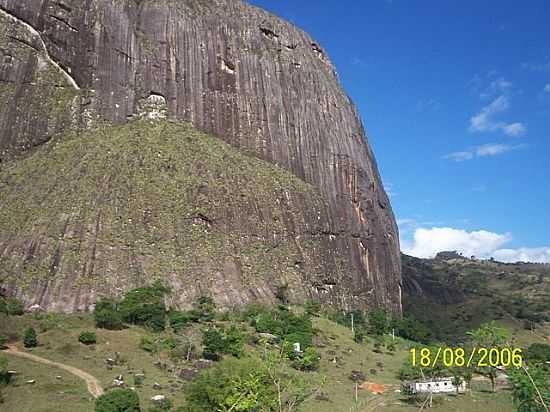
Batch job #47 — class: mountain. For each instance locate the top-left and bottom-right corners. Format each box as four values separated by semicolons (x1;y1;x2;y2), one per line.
0;0;400;314
402;253;550;342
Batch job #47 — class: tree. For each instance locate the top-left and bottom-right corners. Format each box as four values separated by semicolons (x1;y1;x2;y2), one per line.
508;365;550;412
95;388;141;412
184;358;278;412
451;374;463;395
118;281;169;332
467;322;509;392
23;327;37;348
201;327;225;361
368;309;388;336
94;298;124;330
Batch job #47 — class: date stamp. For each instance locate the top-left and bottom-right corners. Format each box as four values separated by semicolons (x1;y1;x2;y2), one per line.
410;347;523;368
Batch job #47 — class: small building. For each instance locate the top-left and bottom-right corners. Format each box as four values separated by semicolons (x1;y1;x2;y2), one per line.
407;377;466;394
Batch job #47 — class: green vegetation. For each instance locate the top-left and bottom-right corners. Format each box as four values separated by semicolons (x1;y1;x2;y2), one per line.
508;365;550;412
95;388;141;412
118;281;170;332
526;343;550;365
94;299;124;330
79;331;97;345
201;325;244;360
0;296;24;316
23;327;38;348
403;253;550;342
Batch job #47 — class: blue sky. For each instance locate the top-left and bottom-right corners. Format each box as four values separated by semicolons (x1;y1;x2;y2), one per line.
250;0;550;262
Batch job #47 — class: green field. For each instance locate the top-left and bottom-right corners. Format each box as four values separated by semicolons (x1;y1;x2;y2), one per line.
2;309;542;412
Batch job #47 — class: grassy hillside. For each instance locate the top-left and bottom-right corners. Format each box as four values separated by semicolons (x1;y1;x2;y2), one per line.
2;300;542;412
403;254;550;343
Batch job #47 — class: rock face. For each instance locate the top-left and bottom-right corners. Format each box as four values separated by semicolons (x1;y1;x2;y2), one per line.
0;0;401;314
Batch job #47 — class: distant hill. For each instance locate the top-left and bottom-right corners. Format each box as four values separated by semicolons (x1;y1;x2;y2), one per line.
402;253;550;342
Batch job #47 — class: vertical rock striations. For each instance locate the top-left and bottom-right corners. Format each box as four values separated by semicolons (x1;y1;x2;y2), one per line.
0;0;401;314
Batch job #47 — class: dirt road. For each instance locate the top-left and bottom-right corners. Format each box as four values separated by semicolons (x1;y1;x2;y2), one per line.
3;345;104;398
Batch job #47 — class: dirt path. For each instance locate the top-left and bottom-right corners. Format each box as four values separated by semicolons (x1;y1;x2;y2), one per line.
3;345;104;398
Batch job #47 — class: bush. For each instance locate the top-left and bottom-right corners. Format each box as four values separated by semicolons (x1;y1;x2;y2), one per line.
304;300;321;316
184;358;277;412
118;282;169;332
368;309;389;336
194;296;216;322
224;324;245;358
202;327;226;361
253;308;313;349
95;388;141;412
94;298;124;330
291;347;320;371
79;331;97;345
0;296;24;316
0;336;6;350
169;311;194;332
23;327;38;348
526;343;550;364
140;335;156;353
201;324;245;360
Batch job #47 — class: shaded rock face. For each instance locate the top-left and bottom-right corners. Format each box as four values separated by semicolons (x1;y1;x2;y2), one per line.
0;0;401;314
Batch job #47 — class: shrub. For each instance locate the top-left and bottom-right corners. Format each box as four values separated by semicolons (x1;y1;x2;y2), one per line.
0;297;24;316
224;324;245;358
194;296;216;322
304;300;321;316
201;325;245;360
79;331;97;345
292;347;320;371
95;388;141;412
253;309;313;349
202;327;225;361
368;309;389;336
0;336;6;350
94;298;124;330
184;358;277;412
23;327;38;348
118;281;169;332
526;343;550;364
169;311;194;333
140;335;156;353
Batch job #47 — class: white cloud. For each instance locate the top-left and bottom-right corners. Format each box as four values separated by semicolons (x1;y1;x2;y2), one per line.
444;143;523;162
403;227;511;259
475;143;516;157
444;151;474;162
544;84;550;93
479;77;513;99
402;227;550;263
469;95;526;137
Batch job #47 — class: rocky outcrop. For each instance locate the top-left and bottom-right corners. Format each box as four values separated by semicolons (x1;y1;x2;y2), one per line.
0;0;401;314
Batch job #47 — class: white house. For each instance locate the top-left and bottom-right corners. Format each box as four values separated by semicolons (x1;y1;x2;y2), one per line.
408;377;466;394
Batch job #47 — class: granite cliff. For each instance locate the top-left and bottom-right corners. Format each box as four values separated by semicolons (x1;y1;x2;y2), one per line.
0;0;401;314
